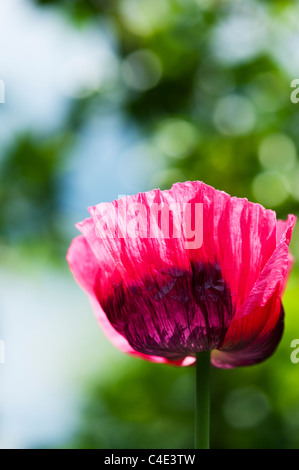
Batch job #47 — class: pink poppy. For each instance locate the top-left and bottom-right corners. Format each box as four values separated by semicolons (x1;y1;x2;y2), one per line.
67;181;296;368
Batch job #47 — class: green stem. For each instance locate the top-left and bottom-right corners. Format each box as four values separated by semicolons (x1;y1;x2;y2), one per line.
195;351;211;449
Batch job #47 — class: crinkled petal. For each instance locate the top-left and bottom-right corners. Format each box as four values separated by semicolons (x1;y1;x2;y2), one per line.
86;182;278;315
211;214;296;368
180;182;278;312
95;261;234;359
67;181;296;367
66;234;193;366
211;303;284;368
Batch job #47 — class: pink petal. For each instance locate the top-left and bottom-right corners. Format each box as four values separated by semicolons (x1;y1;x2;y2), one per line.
66;234;192;366
86;181;279;316
94;260;234;359
67;181;296;368
211;214;296;368
182;182;278;312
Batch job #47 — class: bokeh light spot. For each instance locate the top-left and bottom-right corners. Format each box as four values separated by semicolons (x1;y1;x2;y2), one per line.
120;0;171;37
223;387;270;429
252;171;290;207
154;119;198;159
121;49;162;92
258;134;297;172
214;95;256;136
210;3;267;65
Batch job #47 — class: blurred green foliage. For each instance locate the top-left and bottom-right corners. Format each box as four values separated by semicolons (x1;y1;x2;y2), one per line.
4;0;299;448
20;0;299;236
0;133;71;249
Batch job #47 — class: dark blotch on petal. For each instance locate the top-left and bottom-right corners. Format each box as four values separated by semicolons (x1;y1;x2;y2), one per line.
97;262;234;360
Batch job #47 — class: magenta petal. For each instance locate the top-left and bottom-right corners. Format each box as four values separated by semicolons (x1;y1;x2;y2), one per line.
95;261;234;360
67;181;296;368
87;189;192;285
211;301;284;368
87;182;279;315
277;215;296;293
211;214;296;368
186;184;278;312
66;234;193;366
66;235;134;355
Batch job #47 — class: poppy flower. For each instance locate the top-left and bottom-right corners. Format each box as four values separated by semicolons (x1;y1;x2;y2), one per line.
67;181;296;369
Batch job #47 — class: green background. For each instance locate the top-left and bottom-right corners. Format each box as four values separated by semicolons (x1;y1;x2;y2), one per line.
1;0;299;449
